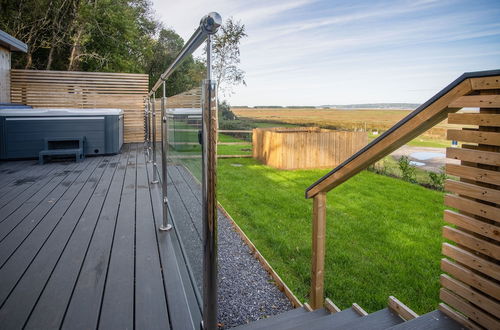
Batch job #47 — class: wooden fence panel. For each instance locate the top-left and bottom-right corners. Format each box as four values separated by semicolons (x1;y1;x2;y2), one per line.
252;127;367;170
442;89;500;329
10;69;148;143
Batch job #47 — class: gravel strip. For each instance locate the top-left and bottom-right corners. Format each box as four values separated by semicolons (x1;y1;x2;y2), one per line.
217;212;293;328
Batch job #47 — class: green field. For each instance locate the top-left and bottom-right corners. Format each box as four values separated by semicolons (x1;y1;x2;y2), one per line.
217;158;446;315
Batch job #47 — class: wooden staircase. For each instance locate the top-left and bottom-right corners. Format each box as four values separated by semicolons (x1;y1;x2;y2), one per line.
234;297;464;330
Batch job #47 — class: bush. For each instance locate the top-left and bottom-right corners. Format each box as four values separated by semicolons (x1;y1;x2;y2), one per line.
368;160;388;176
428;169;447;191
219;100;236;120
398;156;417;183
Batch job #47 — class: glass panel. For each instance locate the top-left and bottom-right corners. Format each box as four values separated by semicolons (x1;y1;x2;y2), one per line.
166;98;204;304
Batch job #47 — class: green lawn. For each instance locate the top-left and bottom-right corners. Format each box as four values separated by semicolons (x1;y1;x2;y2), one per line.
218;133;252;156
217;158;446;314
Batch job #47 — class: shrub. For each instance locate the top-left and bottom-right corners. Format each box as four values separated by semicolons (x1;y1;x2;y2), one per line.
368;160;388;176
428;168;447;191
219;100;237;120
398;156;417;183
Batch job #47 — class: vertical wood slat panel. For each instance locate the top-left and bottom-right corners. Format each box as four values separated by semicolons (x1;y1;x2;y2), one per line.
10;69;148;143
253;127;368;170
147;88;202;140
442;103;500;330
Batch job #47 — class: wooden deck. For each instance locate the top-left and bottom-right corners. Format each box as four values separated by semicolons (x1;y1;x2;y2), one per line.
0;143;201;329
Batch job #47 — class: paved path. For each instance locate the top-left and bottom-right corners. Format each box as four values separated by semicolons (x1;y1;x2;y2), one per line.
390;145;459;172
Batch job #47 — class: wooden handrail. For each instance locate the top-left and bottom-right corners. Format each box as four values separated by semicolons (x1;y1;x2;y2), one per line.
305;69;500;199
305;69;500;311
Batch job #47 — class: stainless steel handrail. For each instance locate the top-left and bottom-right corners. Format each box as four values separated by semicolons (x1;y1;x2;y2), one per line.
148;13;222;96
144;12;221;330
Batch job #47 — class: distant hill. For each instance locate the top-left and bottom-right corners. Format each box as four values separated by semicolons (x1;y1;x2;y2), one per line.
320;103;420;110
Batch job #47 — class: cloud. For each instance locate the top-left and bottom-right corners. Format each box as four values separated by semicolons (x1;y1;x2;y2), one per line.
151;0;500;105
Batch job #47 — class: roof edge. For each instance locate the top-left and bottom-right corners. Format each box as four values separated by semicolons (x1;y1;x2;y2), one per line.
0;30;28;53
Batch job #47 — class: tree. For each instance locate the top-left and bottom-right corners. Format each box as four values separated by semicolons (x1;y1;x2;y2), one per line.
211;17;247;97
0;0;159;72
0;0;204;94
146;28;205;97
66;0;157;72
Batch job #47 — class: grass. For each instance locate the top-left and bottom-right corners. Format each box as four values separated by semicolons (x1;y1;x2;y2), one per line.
218;133;252;156
217;158;446;315
406;137;452;148
218;144;252;155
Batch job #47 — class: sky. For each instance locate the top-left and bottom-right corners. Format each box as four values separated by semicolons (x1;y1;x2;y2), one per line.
151;0;500;106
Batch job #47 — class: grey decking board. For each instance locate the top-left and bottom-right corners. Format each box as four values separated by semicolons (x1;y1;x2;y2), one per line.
29;153;120;329
146;158;200;330
98;144;138;329
0;157;104;328
0;161;61;207
0;160;60;200
234;307;308;329
387;310;466;330
20;155;116;329
60;145;130;329
323;308;404;330
0;144;204;329
0;162;81;242
134;148;170;330
285;308;361;330
0;160;38;188
0;162;78;224
249;308;330;330
0;161;75;224
0;160;92;266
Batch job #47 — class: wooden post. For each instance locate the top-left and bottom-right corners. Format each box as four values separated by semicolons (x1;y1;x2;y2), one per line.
310;191;327;310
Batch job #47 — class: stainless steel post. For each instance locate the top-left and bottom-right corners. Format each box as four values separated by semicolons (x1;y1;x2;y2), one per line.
202;34;218;330
144;101;149;155
147;98;153;163
151;95;159;183
159;82;172;232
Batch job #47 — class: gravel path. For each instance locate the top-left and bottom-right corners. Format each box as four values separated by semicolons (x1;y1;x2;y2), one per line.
168;165;294;328
217;211;293;328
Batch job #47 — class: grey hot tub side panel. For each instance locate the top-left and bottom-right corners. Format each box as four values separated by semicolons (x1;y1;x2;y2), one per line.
0;111;123;160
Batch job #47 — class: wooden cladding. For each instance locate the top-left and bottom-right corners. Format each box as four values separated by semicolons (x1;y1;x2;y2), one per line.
442;97;500;329
253;127;367;170
148;87;202;140
10;69;148;143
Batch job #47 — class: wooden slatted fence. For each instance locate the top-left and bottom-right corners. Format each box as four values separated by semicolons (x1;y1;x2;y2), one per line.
441;82;500;329
10;69;149;143
253;127;367;170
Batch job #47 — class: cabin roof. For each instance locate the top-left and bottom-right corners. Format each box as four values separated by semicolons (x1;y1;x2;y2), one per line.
0;30;28;53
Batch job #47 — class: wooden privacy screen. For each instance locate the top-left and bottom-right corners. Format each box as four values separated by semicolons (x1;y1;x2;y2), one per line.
149;87;202;140
253;127;367;170
10;69;148;143
441;81;500;329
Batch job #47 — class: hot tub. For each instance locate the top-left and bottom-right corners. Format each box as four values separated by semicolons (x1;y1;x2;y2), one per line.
0;108;123;160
